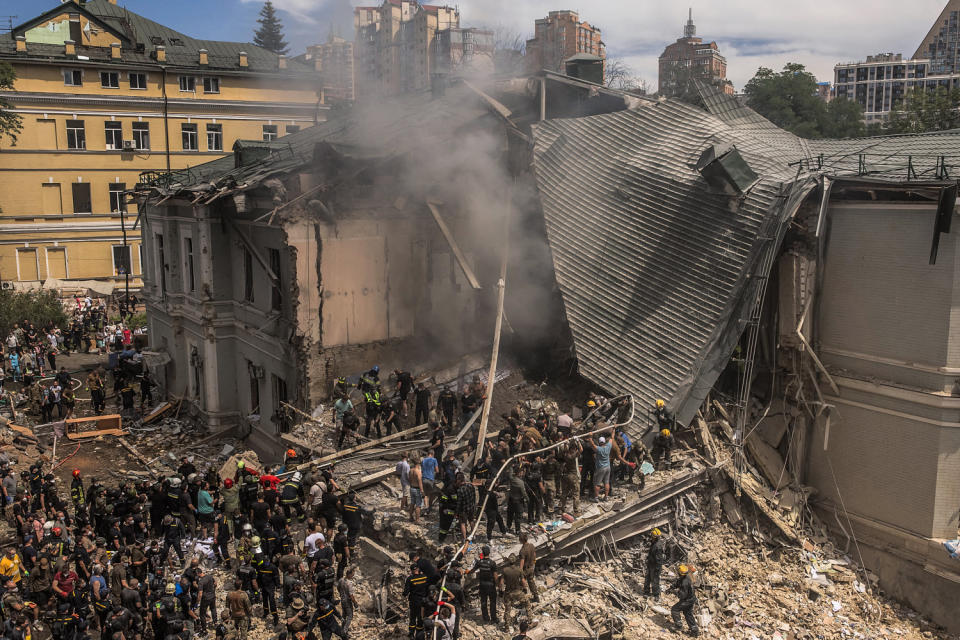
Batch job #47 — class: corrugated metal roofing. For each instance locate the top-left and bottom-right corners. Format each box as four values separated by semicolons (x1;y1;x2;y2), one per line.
531;91;960;433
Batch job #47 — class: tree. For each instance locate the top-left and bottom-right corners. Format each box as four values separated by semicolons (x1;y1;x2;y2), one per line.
0;290;67;339
0;61;22;146
743;63;865;139
489;24;527;74
253;1;289;55
658;63;706;106
605;58;648;95
886;86;960;134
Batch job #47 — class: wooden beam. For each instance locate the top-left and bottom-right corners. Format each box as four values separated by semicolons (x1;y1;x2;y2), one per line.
301;420;433;469
426;202;481;290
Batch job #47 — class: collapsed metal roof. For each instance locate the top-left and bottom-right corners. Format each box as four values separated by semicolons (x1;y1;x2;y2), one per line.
530;90;960;432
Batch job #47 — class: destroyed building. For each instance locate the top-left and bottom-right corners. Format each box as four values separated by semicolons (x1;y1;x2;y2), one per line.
135;73;960;632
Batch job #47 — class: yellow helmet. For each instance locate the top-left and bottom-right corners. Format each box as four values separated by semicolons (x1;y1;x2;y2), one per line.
656;399;665;408
661;429;670;437
678;564;689;575
651;528;661;537
586;400;596;407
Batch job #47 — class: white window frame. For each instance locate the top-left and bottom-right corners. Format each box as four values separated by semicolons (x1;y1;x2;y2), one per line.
100;70;120;89
62;69;82;86
202;77;220;94
111;244;132;277
66;120;86;150
179;75;196;92
108;182;126;213
181;123;198;151
104;121;123;150
206;123;222;151
262;124;278;141
44;247;69;280
132;122;150;150
129;72;148;90
15;248;39;281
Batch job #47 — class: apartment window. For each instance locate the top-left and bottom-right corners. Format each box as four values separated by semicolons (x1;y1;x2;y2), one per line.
202;77;220;94
183;236;195;292
242;246;254;302
181;123;198;151
112;245;132;275
108;183;126;213
132;122;150;150
285;125;300;135
104;121;123;150
66;120;86;150
71;182;91;213
179;75;196;92
268;247;282;310
272;375;289;433
62;69;82;86
100;71;120;88
206;124;222;151
129;72;147;90
262;125;278;141
249;362;261;413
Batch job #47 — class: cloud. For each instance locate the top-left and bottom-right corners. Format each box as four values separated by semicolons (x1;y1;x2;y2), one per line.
243;0;950;90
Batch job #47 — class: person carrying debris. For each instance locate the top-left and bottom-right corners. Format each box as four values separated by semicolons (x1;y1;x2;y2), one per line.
333;393;354;430
653;428;676;469
643;528;665;600
670;564;700;637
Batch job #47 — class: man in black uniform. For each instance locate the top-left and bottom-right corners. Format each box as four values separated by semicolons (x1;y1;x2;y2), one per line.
341;492;363;558
394;369;413;416
280;472;305;524
670;564;699;636
309;595;348;640
437;484;458;543
339;408;360;449
70;469;86;518
314;557;336;605
363;387;383;438
161;514;184;564
653;428;676;469
414;383;431;426
402;564;428;639
467;545;499;624
436;386;457;431
643;528;665;600
256;554;280;626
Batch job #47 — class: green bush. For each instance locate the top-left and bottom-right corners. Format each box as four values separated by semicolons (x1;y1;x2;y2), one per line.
127;312;147;329
0;289;68;337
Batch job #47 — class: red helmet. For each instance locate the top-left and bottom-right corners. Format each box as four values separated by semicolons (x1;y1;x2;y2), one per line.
223;478;234;488
52;527;62;537
286;449;297;458
72;469;81;478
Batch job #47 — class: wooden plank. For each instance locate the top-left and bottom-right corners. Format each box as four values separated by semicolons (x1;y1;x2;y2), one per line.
426;202;481;290
302;421;432;469
142;401;173;424
117;438;158;472
66;428;125;441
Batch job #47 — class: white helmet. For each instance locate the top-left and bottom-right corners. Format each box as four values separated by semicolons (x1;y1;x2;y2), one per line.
242;523;253;534
43;521;54;532
168;477;182;488
292;472;302;483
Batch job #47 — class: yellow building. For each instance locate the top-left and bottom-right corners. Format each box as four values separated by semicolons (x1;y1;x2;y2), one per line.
0;0;324;290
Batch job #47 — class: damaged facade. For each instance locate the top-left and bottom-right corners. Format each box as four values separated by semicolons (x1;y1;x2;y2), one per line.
136;72;960;632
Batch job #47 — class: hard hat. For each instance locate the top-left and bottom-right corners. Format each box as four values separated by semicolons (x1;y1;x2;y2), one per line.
651;528;661;537
72;469;81;478
223;478;234;488
656;399;665;408
168;477;181;488
678;564;689;575
242;524;253;533
661;429;670;437
52;527;62;537
43;521;54;531
165;582;176;595
286;449;297;458
237;460;245;469
251;536;261;546
292;472;302;482
187;473;197;483
587;400;596;407
372;365;379;373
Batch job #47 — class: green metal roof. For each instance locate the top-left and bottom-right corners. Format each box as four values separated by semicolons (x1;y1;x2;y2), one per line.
0;0;313;74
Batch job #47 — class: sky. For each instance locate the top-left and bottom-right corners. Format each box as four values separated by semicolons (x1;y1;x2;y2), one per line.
3;0;952;90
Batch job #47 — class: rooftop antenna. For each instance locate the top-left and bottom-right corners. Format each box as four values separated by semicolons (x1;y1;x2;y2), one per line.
684;8;696;38
0;16;17;34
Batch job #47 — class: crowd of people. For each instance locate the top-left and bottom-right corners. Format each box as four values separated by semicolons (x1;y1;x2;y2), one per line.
0;358;698;640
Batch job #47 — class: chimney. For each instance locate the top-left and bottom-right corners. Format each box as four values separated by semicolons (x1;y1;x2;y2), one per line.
155;45;166;62
110;42;121;59
198;48;208;65
239;51;248;67
278;54;287;70
15;36;25;53
65;40;76;56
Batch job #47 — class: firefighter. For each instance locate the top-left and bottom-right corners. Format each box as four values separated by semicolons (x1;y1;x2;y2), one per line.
363;386;383;438
653;428;675;469
437;483;458;543
654;398;673;430
437;385;457;430
402;564;428;639
466;545;499;624
670;564;699;636
70;469;86;517
280;472;306;524
643;528;665;600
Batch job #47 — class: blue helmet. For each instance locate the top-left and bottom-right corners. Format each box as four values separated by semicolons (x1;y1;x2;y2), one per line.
372;365;379;373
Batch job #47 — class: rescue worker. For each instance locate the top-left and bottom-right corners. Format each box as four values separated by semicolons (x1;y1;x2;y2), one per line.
280;472;306;524
654;399;673;430
333;376;353;398
341;492;363;558
501;558;530;627
357;365;380;394
70;469;86;517
670;564;699;637
437;385;457;430
310;594;348;640
653;428;676;469
558;439;582;515
363;386;383;438
87;368;105;415
161;514;184;564
643;528;665;600
466;545;499;624
402;563;428;639
437;483;458;543
255;551;280;626
339;407;360;449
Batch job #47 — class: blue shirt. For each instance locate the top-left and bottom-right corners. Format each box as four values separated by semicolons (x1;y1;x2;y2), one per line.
422;456;439;482
197;490;214;514
595;442;612;469
618;431;632;453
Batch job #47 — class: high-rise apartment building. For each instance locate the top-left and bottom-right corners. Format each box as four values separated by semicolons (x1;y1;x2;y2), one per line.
301;36;356;103
525;11;605;76
657;10;732;95
353;0;459;98
0;0;322;289
834;1;960;123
